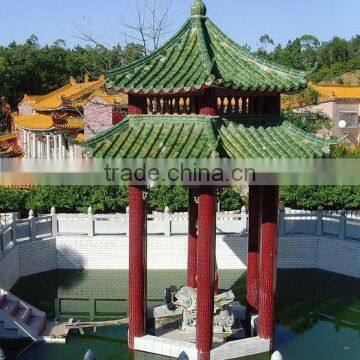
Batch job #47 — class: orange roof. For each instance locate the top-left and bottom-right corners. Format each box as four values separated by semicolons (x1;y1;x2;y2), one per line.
282;82;360;109
0;133;17;142
19;75;105;111
13;113;84;131
0;133;23;158
310;82;360;101
74;133;86;142
86;90;128;107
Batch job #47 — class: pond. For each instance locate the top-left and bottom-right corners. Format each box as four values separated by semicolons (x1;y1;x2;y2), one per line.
0;269;359;360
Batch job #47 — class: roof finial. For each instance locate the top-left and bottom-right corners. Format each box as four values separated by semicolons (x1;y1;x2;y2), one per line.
191;0;207;17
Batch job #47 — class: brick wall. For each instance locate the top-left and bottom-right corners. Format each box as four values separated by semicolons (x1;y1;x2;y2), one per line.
0;247;20;290
18;238;57;277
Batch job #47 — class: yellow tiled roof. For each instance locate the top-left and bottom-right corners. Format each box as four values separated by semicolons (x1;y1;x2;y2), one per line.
310;82;360;101
74;133;86;142
13;113;84;131
0;133;18;142
86;90;128;107
282;82;360;109
20;76;105;111
0;133;23;158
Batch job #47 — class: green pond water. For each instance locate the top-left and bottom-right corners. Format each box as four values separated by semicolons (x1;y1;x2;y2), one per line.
0;269;359;360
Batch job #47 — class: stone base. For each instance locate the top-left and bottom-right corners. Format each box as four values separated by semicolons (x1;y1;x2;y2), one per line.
135;304;270;359
134;335;271;360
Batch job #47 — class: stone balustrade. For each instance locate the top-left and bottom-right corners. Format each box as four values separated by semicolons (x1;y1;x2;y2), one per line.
1;207;360;262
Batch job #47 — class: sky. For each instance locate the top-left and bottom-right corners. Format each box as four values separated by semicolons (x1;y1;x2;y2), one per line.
0;0;359;50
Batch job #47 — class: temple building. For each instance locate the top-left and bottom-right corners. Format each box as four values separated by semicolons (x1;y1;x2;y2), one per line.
82;1;340;359
0;133;23;158
284;82;360;146
13;75;127;159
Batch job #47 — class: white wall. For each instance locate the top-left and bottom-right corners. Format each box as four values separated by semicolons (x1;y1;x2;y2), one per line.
0;233;359;292
56;234;360;278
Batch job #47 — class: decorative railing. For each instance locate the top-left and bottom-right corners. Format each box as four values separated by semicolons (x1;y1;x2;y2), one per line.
1;207;360;260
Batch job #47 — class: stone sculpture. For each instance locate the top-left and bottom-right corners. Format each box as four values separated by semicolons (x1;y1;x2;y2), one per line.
165;286;236;333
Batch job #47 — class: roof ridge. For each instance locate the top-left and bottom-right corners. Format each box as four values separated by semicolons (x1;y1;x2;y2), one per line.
106;20;192;86
206;19;309;78
192;17;214;81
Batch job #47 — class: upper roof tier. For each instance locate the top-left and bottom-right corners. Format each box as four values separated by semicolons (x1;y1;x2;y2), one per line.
106;0;310;95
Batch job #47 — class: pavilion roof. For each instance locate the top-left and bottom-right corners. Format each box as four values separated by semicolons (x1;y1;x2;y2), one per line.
106;1;309;95
83;115;338;159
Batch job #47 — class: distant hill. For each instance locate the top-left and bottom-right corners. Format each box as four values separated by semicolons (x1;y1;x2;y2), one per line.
331;70;360;85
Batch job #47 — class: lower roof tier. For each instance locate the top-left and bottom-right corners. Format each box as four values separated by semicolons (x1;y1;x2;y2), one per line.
83;115;340;159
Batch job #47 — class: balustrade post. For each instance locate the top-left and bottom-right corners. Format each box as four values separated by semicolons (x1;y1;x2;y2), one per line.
51;207;58;237
164;206;171;236
29;210;36;241
338;210;346;240
0;232;4;256
317;206;323;236
126;206;130;236
87;207;94;236
9;213;17;244
241;206;248;232
278;205;285;236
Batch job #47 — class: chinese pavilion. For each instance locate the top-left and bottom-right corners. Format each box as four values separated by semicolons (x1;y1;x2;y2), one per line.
13;75;127;159
83;1;338;359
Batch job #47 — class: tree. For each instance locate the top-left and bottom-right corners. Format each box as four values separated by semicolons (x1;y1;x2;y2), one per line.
118;0;174;54
258;34;274;54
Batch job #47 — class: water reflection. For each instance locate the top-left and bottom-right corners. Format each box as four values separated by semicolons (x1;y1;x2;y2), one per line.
3;269;360;360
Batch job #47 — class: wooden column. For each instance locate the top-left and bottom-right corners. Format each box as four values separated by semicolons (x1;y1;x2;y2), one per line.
199;88;217;116
128;186;147;349
196;186;217;360
246;186;262;315
187;188;198;288
128;94;148;115
258;186;279;347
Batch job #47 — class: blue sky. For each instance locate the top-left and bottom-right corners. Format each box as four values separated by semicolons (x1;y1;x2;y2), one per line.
1;0;359;50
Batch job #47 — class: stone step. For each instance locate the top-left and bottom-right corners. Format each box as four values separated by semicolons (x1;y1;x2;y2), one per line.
1;300;19;317
0;294;6;307
27;315;46;336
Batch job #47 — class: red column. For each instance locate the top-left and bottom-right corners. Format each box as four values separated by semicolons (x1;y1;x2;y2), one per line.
128;186;147;349
199;88;217;116
128;94;147;115
246;186;262;315
187;188;198;288
196;186;217;360
258;186;279;347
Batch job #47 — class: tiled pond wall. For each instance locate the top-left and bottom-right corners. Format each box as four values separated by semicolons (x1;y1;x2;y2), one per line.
0;233;359;291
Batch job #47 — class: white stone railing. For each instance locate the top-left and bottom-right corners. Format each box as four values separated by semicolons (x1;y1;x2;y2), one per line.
55;207;248;237
1;207;360;261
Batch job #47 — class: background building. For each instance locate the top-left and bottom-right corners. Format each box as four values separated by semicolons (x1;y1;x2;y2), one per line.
13;76;127;159
286;82;360;146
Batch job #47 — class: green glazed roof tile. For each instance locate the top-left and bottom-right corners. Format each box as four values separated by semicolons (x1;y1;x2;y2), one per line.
106;1;309;94
83;115;339;159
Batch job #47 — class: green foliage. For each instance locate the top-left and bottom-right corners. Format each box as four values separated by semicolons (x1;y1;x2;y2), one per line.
0;35;145;107
0;186;247;215
147;186;188;212
282;109;331;133
218;187;246;211
0;188;28;215
280;186;360;210
25;186;129;214
330;145;360;158
257;34;360;83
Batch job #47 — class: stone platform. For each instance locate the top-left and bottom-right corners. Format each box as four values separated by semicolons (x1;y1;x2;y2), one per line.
135;305;270;360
